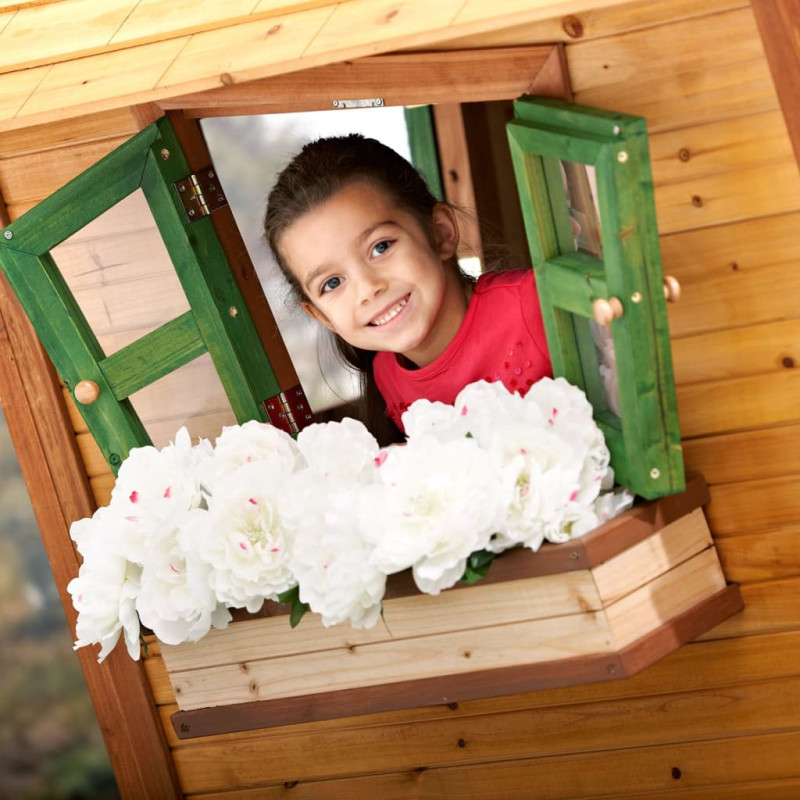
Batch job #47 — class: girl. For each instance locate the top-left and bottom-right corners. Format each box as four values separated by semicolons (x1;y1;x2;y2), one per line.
264;134;552;444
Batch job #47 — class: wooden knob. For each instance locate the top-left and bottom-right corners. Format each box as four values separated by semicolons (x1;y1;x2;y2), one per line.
74;380;100;404
592;297;624;326
663;275;681;302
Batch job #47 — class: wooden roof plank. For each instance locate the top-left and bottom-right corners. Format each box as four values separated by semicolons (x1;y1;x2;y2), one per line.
0;0;638;132
0;63;50;120
156;4;336;88
0;0;140;73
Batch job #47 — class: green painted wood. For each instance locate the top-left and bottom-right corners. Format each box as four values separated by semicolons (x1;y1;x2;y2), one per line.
507;96;685;498
0;116;289;473
0;125;159;255
99;311;207;400
404;106;444;201
145;118;280;420
0;247;151;470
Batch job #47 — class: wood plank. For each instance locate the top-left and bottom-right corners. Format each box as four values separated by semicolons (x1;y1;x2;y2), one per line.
171;679;800;793
113;0;342;47
0;1;640;132
15;36;192;121
654;158;800;235
170;585;741;739
567;7;767;95
0;0;138;73
672;319;800;385
162;46;557;114
649;110;795;187
0;193;181;796
169;612;614;711
683;424;800;485
432;104;482;260
158;629;800;747
180;737;800;800
716;528;800;583
667;259;800;340
699;575;800;640
591;508;712;605
0;106;135;157
163;570;603;674
0;135;129;203
0;63;51;121
186;776;800;800
436;0;748;49
574;52;778;135
707;475;800;536
605;548;726;648
751;0;800;168
677;370;800;438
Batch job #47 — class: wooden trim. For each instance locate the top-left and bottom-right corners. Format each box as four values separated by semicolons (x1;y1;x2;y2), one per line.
160;46;561;118
171;583;742;739
751;0;800;171
234;475;710;623
0;194;182;798
164;110;300;390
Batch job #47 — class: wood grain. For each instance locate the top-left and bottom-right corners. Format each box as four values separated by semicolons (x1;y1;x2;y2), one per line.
707;474;800;536
0;190;181;797
671;319;800;385
172;671;798;794
751;0;800;168
157;629;800;748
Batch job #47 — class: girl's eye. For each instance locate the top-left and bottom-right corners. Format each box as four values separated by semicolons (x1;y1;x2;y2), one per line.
321;276;342;294
371;240;393;258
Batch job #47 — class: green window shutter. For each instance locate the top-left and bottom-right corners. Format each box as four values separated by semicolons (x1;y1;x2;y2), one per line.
404;105;444;201
507;96;684;499
0;118;284;475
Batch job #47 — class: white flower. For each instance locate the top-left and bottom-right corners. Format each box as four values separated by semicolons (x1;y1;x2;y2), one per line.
192;462;295;612
202;420;299;490
109;427;211;564
296;418;380;482
367;436;505;594
283;478;385;628
135;508;231;645
67;508;141;662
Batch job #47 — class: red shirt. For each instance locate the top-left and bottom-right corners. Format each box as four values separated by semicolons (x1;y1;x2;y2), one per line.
374;269;552;432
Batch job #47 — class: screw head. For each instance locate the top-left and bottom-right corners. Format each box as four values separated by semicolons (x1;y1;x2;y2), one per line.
228;306;238;317
160;148;170;160
650;468;661;479
2;230;11;240
613;125;621;135
332;100;340;108
631;291;642;303
375;98;384;106
109;453;121;466
617;150;629;163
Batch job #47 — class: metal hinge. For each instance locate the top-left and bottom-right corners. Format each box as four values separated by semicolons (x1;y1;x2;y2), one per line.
264;385;314;435
174;166;228;222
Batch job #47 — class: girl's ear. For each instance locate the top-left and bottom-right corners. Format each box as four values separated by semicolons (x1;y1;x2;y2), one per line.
431;203;460;261
300;300;335;332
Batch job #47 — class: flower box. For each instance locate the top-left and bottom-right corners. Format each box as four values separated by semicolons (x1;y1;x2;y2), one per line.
164;476;741;740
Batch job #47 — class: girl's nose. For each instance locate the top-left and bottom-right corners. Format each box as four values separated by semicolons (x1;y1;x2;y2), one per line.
358;269;387;304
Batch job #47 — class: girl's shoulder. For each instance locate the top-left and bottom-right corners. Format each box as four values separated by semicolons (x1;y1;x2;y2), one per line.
474;268;534;294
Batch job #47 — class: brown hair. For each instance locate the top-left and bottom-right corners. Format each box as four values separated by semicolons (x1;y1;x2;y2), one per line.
264;134;461;445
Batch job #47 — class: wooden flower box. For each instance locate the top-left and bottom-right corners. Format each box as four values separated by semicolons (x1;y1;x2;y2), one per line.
163;476;742;740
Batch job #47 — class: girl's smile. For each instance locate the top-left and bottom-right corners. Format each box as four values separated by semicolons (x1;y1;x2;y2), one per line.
278;180;467;367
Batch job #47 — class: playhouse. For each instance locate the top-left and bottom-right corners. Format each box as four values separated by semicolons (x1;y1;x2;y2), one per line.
0;1;798;797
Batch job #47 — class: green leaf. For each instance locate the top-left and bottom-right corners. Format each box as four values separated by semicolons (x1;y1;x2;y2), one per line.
289;601;309;628
460;549;496;584
277;585;300;605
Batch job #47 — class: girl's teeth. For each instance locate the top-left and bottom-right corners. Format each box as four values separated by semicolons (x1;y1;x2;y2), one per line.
371;298;407;326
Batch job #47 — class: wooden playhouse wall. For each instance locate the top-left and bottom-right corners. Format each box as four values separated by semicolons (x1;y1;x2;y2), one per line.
1;1;800;797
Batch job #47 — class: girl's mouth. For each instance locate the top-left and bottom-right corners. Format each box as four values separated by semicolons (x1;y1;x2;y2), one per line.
368;296;408;326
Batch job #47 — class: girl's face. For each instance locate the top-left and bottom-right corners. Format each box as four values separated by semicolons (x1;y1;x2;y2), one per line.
278;180;466;368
